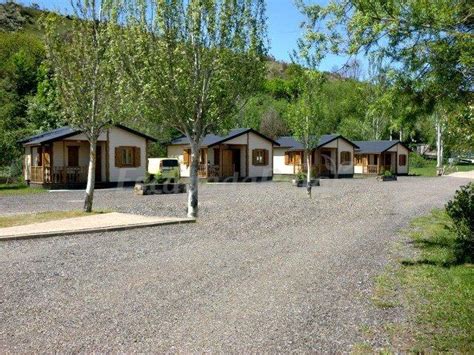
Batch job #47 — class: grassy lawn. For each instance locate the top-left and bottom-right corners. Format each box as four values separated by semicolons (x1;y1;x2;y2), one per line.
410;159;474;177
0;183;47;196
369;209;473;352
0;210;109;228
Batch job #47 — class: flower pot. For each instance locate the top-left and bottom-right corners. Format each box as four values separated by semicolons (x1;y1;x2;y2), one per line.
310;179;320;187
292;179;304;187
379;175;397;181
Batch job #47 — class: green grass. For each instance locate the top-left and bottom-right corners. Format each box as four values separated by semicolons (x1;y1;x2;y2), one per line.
0;210;109;228
370;210;474;352
410;160;474;177
0;183;47;196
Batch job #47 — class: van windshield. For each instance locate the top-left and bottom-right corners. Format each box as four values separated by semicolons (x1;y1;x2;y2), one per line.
162;159;179;167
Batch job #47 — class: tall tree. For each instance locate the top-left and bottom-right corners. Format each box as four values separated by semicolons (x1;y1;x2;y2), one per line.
296;0;473;165
117;0;267;217
285;71;326;197
43;0;122;212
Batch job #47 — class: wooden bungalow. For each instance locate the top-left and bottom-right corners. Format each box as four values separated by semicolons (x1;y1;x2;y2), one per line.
353;140;411;175
167;128;280;181
273;135;359;178
20;125;156;188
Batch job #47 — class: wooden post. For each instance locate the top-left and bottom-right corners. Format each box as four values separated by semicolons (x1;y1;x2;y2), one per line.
220;145;223;177
246;133;250;177
204;148;208;178
62;141;66;183
41;146;45;183
377;154;381;174
105;128;110;182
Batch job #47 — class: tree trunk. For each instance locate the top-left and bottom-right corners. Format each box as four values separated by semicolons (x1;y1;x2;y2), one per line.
436;117;444;173
187;141;199;218
306;150;312;198
84;139;97;212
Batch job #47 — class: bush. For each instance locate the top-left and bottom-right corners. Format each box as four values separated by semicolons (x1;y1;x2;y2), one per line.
409;152;428;168
295;171;306;181
446;182;474;263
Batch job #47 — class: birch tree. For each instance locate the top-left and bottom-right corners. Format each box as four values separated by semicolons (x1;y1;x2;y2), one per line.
44;0;121;212
285;71;325;198
117;0;267;218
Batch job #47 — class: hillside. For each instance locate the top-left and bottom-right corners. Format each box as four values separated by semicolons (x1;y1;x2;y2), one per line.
0;2;396;168
0;2;45;33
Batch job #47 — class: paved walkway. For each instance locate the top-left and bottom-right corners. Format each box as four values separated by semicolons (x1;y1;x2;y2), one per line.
0;212;195;241
448;170;474;179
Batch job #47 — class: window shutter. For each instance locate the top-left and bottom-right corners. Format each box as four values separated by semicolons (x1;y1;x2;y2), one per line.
134;147;141;167
284;152;290;165
183;149;190;166
115;147;121;167
252;150;257;165
264;149;269;165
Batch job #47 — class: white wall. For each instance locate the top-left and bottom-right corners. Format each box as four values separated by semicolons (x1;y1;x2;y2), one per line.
108;126;147;182
247;132;273;178
397;144;410;175
273;148;296;175
23;146;31;180
336;138;355;176
223;134;247;145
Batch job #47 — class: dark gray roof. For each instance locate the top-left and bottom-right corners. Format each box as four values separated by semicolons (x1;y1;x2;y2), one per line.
353;140;400;154
20;124;157;145
276;134;359;150
20;126;79;145
170;128;279;147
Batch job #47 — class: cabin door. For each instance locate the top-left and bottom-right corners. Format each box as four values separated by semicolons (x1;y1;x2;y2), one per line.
95;145;102;182
320;149;331;176
222;150;234;176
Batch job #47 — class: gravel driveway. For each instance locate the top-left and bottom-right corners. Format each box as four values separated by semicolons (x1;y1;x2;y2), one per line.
0;176;470;352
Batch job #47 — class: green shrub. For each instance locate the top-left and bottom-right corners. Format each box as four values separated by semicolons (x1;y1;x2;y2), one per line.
445;182;474;263
295;171;306;181
409;152;428;168
383;169;393;177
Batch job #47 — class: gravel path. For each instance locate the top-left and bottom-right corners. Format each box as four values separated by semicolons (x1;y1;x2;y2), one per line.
0;176;470;352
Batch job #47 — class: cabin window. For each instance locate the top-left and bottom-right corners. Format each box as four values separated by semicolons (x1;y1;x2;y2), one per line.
284;151;303;165
252;149;268;166
67;146;79;167
122;148;133;166
354;154;363;165
182;149;206;166
115;146;141;167
399;154;407;166
340;151;351;165
35;147;43;166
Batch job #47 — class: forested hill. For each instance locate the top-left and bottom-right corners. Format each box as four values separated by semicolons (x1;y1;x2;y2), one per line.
0;2;415;168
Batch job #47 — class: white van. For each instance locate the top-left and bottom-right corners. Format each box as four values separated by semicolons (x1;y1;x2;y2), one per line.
148;158;180;182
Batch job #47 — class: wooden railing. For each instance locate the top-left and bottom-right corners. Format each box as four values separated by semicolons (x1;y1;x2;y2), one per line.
52;166;88;184
364;165;393;175
295;164;326;176
198;164;220;178
31;166;43;183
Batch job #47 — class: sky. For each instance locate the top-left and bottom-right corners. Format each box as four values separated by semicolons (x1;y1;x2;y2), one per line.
17;0;358;73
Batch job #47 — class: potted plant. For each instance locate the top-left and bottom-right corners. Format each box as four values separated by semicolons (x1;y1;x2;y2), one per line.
292;171;306;187
380;169;397;181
